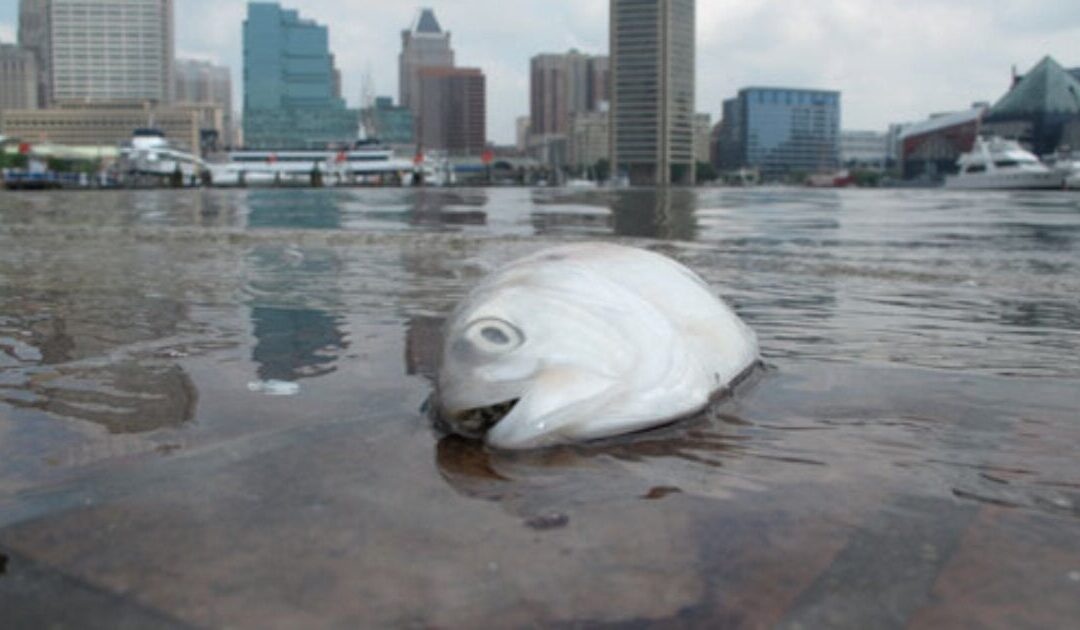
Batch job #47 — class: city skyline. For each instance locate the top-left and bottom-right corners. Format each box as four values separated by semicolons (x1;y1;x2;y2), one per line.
2;0;1078;144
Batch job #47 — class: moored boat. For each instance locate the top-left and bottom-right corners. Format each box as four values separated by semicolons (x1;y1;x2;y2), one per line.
945;136;1064;190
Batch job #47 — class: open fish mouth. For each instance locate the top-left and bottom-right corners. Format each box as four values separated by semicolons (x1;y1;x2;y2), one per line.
451;399;520;437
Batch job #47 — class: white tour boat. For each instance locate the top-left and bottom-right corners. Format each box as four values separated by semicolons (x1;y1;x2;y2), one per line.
120;129;207;182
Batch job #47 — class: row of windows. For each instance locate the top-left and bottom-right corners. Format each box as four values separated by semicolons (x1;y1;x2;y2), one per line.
745;91;840;106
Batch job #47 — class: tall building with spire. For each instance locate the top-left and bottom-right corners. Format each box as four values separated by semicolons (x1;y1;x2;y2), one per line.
398;8;454;116
609;0;695;185
242;2;359;148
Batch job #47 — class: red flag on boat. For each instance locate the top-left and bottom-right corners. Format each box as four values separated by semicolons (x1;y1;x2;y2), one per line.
18;143;31;155
268;153;278;164
413;151;424;165
481;149;494;165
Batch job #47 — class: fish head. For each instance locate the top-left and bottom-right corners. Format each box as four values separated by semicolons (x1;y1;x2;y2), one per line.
437;282;639;449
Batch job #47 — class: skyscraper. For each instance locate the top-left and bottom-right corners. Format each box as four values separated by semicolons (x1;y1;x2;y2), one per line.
417;67;486;155
242;3;359;148
0;44;40;111
175;59;234;146
40;0;174;104
609;0;695;185
17;0;50;107
719;87;841;177
399;8;454;116
175;59;232;113
530;50;609;137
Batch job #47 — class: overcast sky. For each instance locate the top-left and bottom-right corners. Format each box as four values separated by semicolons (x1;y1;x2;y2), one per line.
2;0;1078;144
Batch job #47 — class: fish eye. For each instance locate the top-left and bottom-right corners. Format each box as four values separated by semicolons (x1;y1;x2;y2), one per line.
465;318;524;353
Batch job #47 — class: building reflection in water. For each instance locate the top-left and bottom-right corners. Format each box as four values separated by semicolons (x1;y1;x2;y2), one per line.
406;188;488;228
611;188;698;241
244;191;349;384
527;188;698;240
251;307;348;382
404;315;445;382
245;189;345;230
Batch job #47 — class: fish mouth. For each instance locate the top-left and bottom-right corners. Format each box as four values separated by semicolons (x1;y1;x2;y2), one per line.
450;398;520;438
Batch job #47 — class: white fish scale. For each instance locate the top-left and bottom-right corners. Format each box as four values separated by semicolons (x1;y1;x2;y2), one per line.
438;243;760;449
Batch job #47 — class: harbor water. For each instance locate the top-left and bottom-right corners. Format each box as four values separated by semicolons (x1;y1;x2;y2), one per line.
0;187;1078;627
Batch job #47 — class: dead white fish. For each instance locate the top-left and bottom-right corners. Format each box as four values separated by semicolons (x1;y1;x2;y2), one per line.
437;242;760;450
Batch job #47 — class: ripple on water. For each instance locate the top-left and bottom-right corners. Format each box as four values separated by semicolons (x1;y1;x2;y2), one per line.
0;188;1078;626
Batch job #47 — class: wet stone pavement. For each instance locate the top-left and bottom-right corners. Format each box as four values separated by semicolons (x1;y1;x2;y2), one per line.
0;187;1079;628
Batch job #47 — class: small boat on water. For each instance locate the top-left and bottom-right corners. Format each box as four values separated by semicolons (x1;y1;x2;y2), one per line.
945;136;1064;190
806;169;854;188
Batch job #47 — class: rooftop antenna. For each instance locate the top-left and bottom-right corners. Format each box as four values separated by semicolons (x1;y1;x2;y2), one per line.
361;64;375;109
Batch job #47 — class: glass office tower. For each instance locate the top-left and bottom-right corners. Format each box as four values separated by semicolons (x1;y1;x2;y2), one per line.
242;3;359;149
738;87;840;176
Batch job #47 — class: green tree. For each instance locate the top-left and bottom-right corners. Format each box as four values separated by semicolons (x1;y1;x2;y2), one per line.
695;161;719;184
593;158;611;183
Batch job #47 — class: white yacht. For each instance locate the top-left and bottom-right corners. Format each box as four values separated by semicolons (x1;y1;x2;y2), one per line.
120;129;207;182
945;137;1064;190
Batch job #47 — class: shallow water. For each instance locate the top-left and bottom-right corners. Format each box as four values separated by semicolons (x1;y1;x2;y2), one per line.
0;187;1078;627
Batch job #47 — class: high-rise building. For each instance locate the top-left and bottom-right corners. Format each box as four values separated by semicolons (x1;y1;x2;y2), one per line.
530;50;609;137
175;59;234;148
362;96;415;147
417;67;485;155
17;0;50;107
43;0;174;104
399;8;454;116
610;0;695;185
568;110;610;169
693;112;712;164
516;116;531;153
715;97;742;170
242;3;359;149
719;87;841;177
0;44;40;111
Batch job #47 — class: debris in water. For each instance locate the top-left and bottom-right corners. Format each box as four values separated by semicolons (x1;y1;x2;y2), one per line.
0;552;8;575
525;512;570;531
247;380;300;396
156;443;183;456
643;486;683;500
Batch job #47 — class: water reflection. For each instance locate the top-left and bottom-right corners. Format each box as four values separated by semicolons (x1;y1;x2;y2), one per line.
246;188;346;230
610;189;698;240
404;316;444;381
251;307;348;382
405;188;487;227
245;195;350;384
529;188;699;240
0;289;197;434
